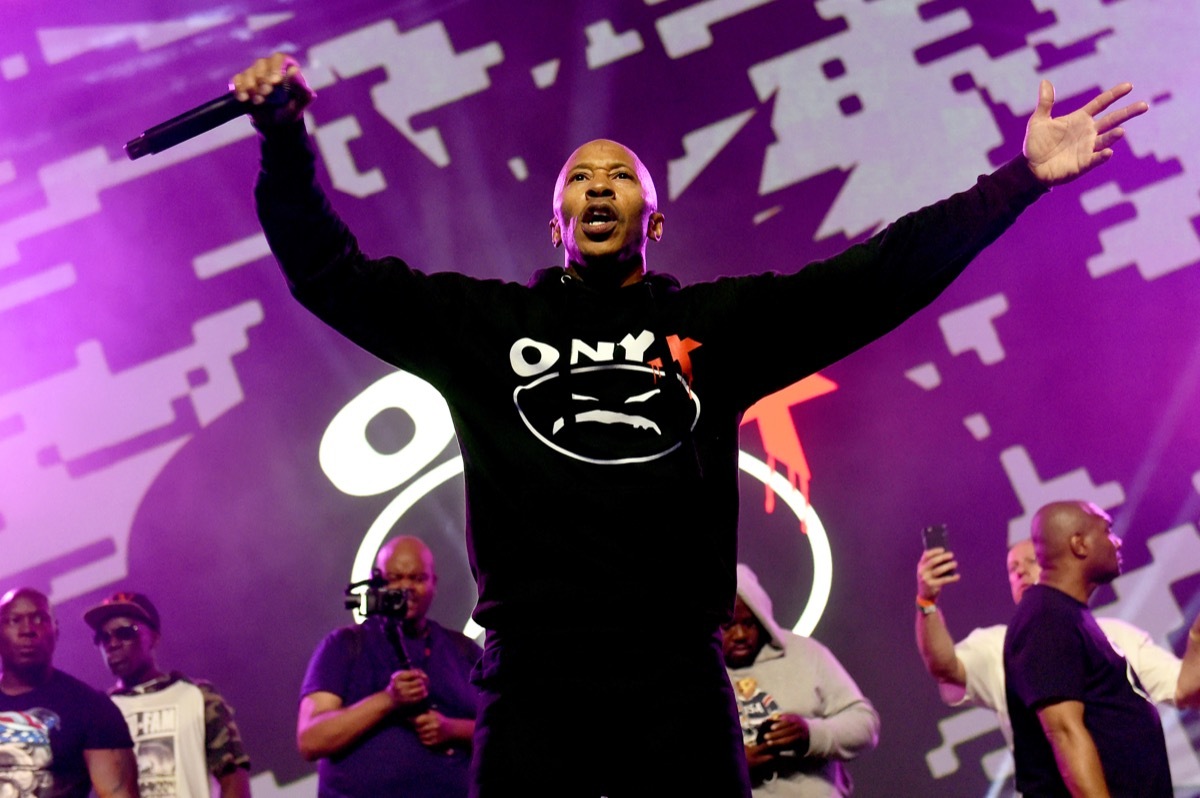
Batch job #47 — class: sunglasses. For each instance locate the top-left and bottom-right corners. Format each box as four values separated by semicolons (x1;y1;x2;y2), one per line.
93;624;141;646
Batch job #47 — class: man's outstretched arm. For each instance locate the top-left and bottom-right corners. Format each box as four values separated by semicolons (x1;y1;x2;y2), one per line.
723;79;1149;407
232;55;352;295
233;53;475;386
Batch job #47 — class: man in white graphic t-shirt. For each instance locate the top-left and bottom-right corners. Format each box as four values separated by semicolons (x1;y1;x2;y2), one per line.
85;592;252;798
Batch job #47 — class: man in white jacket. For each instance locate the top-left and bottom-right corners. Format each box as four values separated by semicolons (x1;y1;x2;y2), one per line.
722;564;879;797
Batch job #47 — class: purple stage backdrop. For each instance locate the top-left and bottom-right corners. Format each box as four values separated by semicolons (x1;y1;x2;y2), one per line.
3;1;1199;795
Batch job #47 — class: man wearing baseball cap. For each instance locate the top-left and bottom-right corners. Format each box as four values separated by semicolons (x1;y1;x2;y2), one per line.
85;591;253;798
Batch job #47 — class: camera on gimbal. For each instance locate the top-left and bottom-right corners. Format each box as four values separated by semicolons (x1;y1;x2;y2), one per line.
344;569;409;619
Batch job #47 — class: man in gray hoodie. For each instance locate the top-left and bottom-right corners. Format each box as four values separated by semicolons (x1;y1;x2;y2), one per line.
722;564;879;796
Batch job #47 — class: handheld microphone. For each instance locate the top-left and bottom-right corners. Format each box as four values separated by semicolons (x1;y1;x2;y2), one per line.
124;82;290;160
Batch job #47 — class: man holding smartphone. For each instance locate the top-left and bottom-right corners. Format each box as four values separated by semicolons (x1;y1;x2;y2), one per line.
913;515;1200;753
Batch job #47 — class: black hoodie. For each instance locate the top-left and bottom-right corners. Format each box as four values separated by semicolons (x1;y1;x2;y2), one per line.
256;122;1047;671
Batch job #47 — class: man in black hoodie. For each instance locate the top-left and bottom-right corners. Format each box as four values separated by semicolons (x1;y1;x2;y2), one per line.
233;53;1146;798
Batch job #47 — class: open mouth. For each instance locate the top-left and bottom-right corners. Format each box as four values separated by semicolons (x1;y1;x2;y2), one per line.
581;205;617;237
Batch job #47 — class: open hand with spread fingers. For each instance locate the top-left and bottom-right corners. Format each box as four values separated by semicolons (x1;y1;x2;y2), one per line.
1023;80;1148;187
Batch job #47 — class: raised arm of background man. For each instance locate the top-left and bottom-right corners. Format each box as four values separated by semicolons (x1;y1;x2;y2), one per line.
915;547;966;688
83;748;139;798
296;668;430;760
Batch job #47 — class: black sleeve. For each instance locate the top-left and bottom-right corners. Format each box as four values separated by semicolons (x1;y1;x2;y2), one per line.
87;692;135;750
709;157;1048;408
253;122;494;388
298;627;359;702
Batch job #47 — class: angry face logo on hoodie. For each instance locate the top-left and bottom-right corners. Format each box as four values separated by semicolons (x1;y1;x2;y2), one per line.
509;330;702;464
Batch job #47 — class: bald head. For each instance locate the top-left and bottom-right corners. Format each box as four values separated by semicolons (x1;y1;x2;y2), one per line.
1030;501;1121;598
376;536;434;573
553;139;658;214
1031;501;1087;565
0;587;50;614
376;536;438;626
0;587;57;680
1005;539;1040;604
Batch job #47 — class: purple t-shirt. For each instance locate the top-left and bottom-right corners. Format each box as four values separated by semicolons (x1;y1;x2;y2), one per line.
300;617;482;798
0;668;133;798
1004;585;1171;797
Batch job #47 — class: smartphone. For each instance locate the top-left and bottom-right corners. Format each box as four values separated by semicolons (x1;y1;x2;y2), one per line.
921;523;949;551
921;524;956;575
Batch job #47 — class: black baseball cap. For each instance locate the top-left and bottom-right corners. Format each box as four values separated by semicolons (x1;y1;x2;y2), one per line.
83;592;161;632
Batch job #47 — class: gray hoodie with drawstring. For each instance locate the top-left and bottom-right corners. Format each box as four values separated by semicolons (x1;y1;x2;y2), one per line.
728;564;880;797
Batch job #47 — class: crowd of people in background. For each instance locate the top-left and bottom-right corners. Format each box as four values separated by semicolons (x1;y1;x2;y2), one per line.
5;502;1199;797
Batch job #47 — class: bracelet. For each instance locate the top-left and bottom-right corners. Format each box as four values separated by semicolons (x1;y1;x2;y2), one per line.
916;596;938;615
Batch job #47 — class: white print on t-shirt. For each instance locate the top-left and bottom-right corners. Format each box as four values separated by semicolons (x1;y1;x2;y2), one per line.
126;708;180;798
0;708;59;798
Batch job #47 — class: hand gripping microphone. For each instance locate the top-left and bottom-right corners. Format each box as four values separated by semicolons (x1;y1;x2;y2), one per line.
124;81;291;160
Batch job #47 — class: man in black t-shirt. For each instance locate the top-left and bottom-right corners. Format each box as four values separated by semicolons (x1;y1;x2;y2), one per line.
1004;501;1172;797
0;587;137;798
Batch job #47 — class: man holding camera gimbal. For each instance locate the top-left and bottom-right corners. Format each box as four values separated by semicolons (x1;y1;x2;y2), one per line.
297;536;481;798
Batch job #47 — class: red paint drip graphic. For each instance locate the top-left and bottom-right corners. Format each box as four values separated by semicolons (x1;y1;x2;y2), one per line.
648;335;702;394
740;374;838;530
